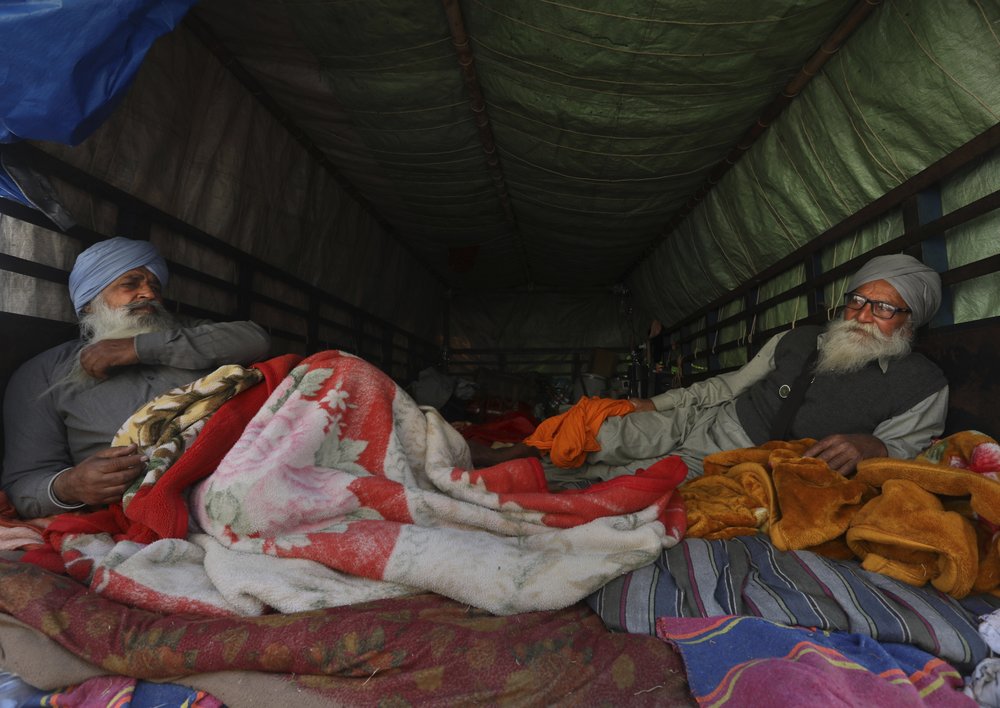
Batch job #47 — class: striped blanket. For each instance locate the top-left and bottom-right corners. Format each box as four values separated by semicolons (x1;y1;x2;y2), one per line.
588;535;1000;671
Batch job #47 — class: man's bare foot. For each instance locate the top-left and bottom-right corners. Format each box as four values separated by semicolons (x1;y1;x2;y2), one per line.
468;440;541;467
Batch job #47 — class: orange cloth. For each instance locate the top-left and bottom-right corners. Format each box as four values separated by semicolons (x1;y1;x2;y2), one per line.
523;397;636;468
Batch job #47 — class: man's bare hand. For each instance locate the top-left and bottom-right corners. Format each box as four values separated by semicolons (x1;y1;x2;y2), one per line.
79;338;139;380
52;445;146;507
803;434;888;476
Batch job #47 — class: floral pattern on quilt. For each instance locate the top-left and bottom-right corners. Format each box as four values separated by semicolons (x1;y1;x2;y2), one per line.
44;350;686;617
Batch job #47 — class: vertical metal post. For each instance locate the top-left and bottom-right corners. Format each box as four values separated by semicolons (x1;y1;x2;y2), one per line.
806;252;823;314
912;187;953;328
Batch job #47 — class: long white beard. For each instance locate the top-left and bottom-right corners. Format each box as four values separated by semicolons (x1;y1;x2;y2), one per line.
814;318;913;376
57;298;177;388
80;297;176;344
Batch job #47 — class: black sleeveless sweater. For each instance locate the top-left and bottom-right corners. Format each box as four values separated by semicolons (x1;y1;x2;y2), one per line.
735;325;947;445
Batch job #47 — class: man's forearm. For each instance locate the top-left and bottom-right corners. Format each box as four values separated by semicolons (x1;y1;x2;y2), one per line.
134;320;271;369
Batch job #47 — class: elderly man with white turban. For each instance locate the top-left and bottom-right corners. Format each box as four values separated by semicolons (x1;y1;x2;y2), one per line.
476;253;948;480
2;237;271;517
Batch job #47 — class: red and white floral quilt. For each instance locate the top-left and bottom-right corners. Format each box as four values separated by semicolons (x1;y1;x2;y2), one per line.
36;351;686;616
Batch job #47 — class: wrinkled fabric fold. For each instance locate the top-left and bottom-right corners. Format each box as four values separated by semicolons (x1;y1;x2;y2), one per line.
679;431;1000;598
524;396;636;468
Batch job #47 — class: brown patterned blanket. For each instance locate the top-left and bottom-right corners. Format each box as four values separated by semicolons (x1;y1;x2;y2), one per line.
0;557;691;706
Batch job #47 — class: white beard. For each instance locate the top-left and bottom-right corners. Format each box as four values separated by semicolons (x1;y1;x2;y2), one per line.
814;318;913;376
79;297;176;344
57;298;177;388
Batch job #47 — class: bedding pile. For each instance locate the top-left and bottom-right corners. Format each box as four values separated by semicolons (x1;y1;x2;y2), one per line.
589;534;1000;670
0;558;690;707
6;357;1000;705
590;432;1000;707
680;431;1000;598
27;352;686;616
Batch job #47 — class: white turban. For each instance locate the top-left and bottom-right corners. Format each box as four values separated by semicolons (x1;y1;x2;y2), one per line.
848;254;941;327
68;237;169;315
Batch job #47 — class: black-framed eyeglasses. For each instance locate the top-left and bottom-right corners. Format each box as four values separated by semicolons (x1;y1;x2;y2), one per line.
843;293;911;320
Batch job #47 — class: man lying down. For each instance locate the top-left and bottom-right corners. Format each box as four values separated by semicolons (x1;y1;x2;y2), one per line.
472;253;949;482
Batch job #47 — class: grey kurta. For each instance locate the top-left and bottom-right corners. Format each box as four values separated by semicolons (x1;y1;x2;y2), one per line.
1;319;271;517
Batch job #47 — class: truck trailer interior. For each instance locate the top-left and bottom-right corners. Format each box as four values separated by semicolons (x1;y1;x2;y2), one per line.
2;1;1000;705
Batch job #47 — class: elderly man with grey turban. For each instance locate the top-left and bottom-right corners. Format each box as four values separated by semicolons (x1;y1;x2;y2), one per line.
476;253;947;481
2;237;271;517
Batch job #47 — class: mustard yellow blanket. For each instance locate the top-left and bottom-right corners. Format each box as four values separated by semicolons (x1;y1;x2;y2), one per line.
680;431;1000;598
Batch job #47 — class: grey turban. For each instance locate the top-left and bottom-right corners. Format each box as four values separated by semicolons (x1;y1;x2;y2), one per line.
847;254;941;327
68;237;169;314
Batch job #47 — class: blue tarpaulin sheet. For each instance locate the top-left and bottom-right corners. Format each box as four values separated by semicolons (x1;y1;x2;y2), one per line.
0;170;24;206
0;0;198;205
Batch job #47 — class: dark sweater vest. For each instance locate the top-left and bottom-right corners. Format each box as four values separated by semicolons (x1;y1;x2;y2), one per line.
735;325;947;445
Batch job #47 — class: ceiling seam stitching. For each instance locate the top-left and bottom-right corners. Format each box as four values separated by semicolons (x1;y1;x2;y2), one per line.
441;0;534;285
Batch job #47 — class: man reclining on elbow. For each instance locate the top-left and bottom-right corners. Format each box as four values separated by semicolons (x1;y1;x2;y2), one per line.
473;254;947;480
